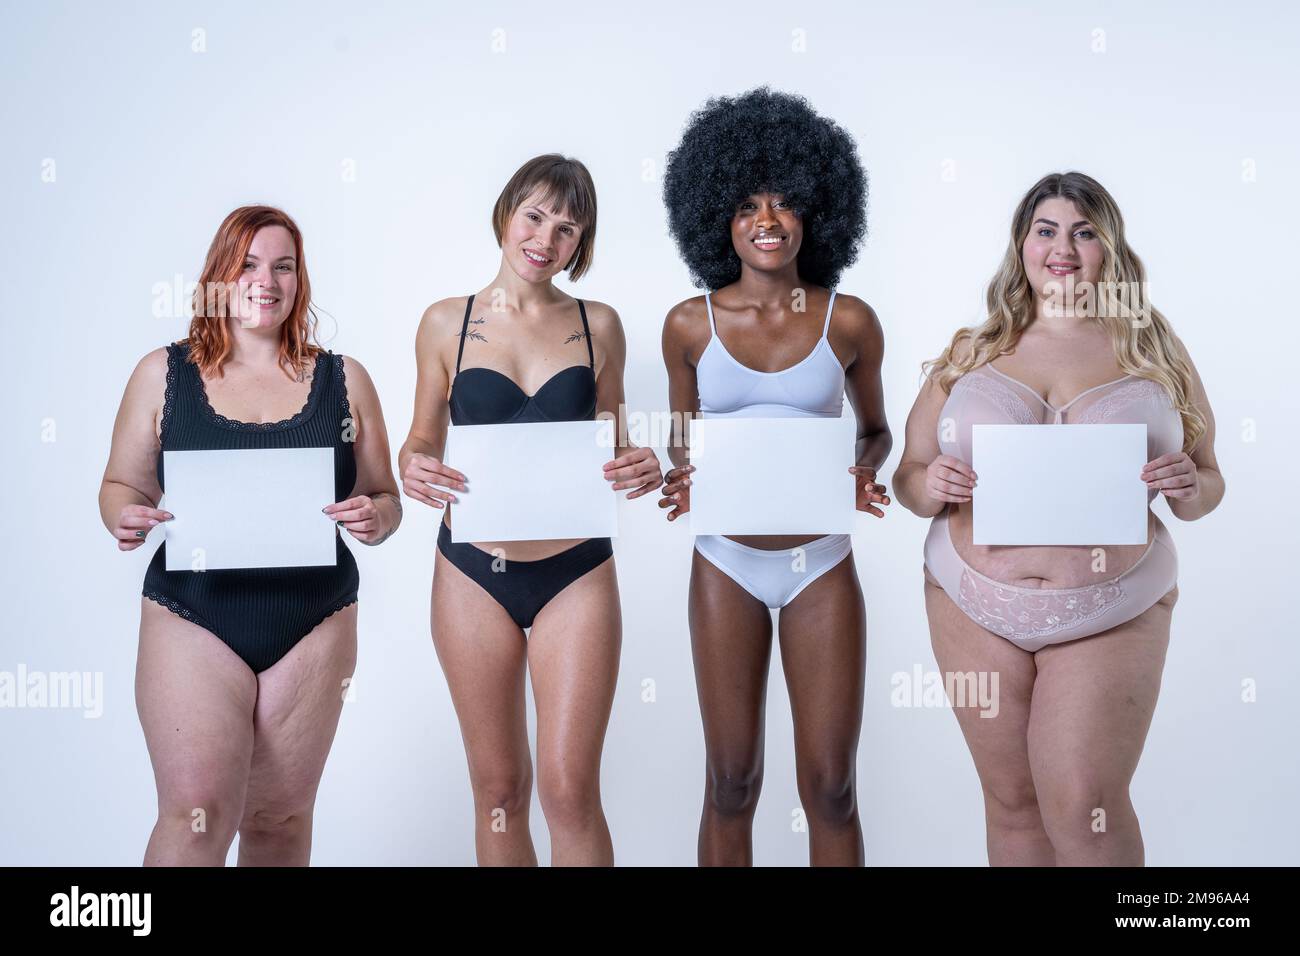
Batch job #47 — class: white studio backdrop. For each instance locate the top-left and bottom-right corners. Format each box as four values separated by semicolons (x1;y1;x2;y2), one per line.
2;0;1297;865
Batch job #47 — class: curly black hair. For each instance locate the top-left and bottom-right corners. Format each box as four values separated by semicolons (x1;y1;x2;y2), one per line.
662;86;868;291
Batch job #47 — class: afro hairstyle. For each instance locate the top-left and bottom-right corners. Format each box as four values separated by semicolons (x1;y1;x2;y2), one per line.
662;86;868;291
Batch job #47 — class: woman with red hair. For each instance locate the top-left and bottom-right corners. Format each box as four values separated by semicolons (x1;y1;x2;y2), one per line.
99;206;402;865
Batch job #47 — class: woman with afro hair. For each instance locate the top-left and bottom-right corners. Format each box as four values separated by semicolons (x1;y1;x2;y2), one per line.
658;88;892;866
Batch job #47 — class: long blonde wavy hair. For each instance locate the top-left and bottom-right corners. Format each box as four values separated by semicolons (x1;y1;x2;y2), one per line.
923;171;1204;452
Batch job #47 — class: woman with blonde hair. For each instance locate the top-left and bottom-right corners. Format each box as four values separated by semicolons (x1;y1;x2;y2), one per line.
893;171;1223;865
100;205;402;864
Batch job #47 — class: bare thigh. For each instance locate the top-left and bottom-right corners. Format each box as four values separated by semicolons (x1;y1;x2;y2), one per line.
923;568;1038;808
528;555;621;796
136;599;257;828
690;548;774;789
240;604;358;827
431;549;532;806
1028;588;1176;822
777;553;866;781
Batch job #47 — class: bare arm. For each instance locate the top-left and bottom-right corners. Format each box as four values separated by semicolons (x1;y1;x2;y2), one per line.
587;300;662;498
328;356;402;545
840;296;893;515
1156;339;1224;521
98;348;172;550
655;298;707;519
894;373;958;518
661;298;705;472
397;299;467;510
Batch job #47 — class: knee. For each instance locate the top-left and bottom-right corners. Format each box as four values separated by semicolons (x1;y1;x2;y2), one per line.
705;760;763;818
156;785;243;847
471;769;532;826
238;804;313;846
981;777;1044;832
537;769;601;831
798;762;857;827
1037;773;1132;844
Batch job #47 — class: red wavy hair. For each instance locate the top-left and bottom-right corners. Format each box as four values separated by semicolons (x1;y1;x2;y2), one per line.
184;205;321;378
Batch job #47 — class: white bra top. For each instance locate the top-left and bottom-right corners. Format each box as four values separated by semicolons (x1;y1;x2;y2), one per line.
696;291;845;418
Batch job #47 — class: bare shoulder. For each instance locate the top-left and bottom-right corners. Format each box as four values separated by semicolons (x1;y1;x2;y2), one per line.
135;345;171;376
575;297;622;335
662;294;710;348
829;293;884;363
414;296;474;379
129;346;172;402
338;355;384;430
339;354;377;394
830;292;882;336
1168;331;1196;367
418;295;473;339
948;327;977;365
1167;332;1209;401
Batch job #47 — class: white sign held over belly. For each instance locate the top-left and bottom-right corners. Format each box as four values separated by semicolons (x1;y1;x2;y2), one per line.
972;423;1148;546
445;419;617;542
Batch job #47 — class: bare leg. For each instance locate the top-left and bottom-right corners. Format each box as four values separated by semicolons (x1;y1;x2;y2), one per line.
431;551;536;865
1028;587;1177;866
777;553;866;866
136;599;256;866
924;568;1054;866
236;605;358;866
689;549;774;866
528;556;620;866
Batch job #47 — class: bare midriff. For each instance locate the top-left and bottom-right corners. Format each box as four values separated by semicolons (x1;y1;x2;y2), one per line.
945;502;1163;588
442;512;587;561
725;533;826;550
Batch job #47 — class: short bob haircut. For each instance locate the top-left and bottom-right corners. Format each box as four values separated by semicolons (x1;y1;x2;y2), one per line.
663;86;868;291
492;154;598;280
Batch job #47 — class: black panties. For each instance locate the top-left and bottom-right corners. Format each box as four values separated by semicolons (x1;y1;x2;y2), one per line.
437;521;612;629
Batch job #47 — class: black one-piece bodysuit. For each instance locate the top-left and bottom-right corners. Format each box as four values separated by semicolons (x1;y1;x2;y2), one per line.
142;341;359;672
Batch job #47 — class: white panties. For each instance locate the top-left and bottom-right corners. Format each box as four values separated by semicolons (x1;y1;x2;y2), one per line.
694;534;853;609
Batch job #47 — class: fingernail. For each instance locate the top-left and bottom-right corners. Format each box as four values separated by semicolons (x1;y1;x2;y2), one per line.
148;519;158;526
336;520;344;527
164;513;174;520
135;531;144;538
321;506;329;513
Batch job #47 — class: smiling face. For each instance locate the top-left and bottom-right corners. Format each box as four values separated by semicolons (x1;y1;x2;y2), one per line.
232;225;298;329
1021;196;1105;308
730;191;803;274
502;189;583;284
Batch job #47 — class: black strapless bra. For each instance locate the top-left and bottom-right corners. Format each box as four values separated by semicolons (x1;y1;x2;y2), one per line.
449;294;597;425
439;293;613;630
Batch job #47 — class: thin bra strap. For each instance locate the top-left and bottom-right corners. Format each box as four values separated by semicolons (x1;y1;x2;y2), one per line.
822;290;838;337
577;299;594;369
455;294;475;373
704;292;717;337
